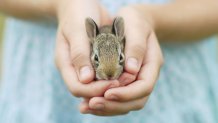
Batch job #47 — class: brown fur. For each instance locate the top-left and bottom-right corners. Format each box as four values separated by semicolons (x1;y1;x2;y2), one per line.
86;17;125;80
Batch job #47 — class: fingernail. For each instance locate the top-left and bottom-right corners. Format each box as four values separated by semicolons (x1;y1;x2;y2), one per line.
109;95;118;100
127;58;138;69
93;103;105;110
80;66;91;80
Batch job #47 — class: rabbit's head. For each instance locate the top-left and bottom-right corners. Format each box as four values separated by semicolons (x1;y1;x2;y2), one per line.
86;17;125;80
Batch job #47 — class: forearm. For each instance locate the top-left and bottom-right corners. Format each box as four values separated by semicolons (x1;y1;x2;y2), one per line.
0;0;101;22
0;0;56;19
135;0;218;42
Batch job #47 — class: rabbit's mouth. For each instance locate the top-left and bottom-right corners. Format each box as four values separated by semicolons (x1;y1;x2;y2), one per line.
95;67;123;80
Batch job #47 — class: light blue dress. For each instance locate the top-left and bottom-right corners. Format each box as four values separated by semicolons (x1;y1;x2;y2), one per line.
0;0;218;123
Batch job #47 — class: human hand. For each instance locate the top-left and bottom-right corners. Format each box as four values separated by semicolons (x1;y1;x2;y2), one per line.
55;0;119;98
80;6;164;116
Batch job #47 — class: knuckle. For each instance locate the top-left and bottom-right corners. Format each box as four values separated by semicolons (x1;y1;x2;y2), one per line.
145;84;154;96
146;89;152;96
79;107;88;114
71;91;81;98
134;97;148;111
134;102;145;110
80;110;86;114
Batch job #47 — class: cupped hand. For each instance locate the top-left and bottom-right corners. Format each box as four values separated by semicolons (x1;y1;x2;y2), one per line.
55;0;119;98
80;6;164;116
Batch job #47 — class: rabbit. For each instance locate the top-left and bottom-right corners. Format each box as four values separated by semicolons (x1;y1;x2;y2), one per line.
85;17;125;80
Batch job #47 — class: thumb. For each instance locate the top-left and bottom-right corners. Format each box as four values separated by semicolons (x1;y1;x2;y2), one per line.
124;28;148;75
117;8;151;75
123;20;148;75
64;27;94;83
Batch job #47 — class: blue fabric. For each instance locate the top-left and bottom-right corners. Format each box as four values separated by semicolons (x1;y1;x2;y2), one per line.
0;0;218;123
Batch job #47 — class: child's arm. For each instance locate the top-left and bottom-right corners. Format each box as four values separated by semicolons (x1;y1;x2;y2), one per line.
0;0;56;19
134;0;218;42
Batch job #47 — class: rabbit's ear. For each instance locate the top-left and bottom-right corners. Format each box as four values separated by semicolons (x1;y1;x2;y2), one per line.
85;18;99;39
112;17;125;40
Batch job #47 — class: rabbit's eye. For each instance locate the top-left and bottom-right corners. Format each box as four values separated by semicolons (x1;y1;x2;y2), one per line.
94;54;99;62
94;54;99;67
119;53;125;64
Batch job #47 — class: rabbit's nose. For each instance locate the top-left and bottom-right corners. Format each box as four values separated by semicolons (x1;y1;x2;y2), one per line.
106;73;114;80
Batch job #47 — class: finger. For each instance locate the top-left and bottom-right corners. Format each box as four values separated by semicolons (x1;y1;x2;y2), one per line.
62;65;119;98
82;96;148;116
105;66;160;102
62;18;95;84
56;32;120;98
79;99;92;114
118;72;136;86
118;9;151;75
83;109;128;116
80;100;127;116
104;32;163;101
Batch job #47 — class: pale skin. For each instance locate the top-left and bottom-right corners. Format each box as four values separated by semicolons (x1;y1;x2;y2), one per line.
0;0;218;116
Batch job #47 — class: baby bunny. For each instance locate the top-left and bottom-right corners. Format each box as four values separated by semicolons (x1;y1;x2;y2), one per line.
85;17;125;80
